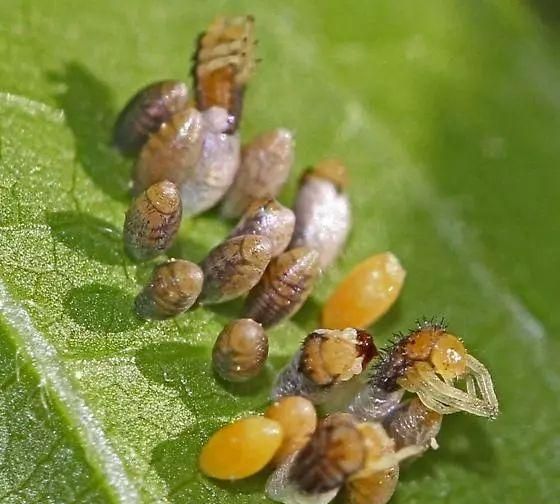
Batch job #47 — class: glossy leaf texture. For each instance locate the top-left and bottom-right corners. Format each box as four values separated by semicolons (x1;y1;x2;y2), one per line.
0;1;559;503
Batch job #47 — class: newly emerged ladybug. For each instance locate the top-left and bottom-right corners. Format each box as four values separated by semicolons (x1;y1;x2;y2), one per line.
349;320;499;421
272;328;377;405
264;396;317;466
322;251;406;330
199;416;283;480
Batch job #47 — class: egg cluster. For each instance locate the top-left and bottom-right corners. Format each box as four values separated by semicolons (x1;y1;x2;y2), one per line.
114;15;499;504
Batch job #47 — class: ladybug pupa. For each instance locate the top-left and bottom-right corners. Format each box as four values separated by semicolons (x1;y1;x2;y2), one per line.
132;107;204;195
113;80;189;156
199;235;272;304
290;159;351;270
180;106;241;216
221;128;295;218
123;180;182;261
212;318;268;382
266;413;421;504
228;198;295;257
135;259;203;319
244;246;320;327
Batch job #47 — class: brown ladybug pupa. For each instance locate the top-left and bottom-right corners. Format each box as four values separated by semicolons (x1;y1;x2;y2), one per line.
135;259;203;319
244;246;319;327
132;107;204;195
212;318;268;382
113;80;189;156
123;180;182;261
199;235;272;305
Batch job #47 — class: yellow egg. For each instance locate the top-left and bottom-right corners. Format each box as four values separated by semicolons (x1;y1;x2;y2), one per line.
265;396;317;465
322;252;405;329
199;416;283;480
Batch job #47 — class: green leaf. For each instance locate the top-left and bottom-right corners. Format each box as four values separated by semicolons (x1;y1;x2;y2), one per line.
0;1;559;503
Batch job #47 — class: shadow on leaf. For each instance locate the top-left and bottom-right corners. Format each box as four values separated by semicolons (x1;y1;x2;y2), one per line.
46;211;124;265
47;62;130;202
64;283;141;333
135;341;274;403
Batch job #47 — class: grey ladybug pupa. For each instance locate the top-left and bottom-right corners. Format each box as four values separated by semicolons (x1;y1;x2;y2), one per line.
180;107;241;216
221;129;294;218
290;159;351;270
135;259;203;319
228;198;295;257
123;180;182;261
113;80;189;156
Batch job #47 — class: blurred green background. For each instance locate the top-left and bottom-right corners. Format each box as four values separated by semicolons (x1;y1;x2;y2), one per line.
0;0;559;502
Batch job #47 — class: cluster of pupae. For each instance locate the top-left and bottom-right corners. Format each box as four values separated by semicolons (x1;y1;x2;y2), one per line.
113;15;499;504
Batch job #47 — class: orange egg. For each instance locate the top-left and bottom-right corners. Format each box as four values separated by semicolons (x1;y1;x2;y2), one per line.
199;416;283;480
322;252;405;329
264;396;317;465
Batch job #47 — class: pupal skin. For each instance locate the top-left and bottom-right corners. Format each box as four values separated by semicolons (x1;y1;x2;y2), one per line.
221;129;295;218
265;452;339;504
290;159;351;270
244;247;320;327
194;15;256;132
228;198;295;257
344;423;401;504
135;259;203;319
199;235;273;304
212;318;268;382
180;106;241;216
271;328;377;405
113;80;189;156
132;107;204;195
123;180;182;261
383;397;443;453
289;413;366;494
